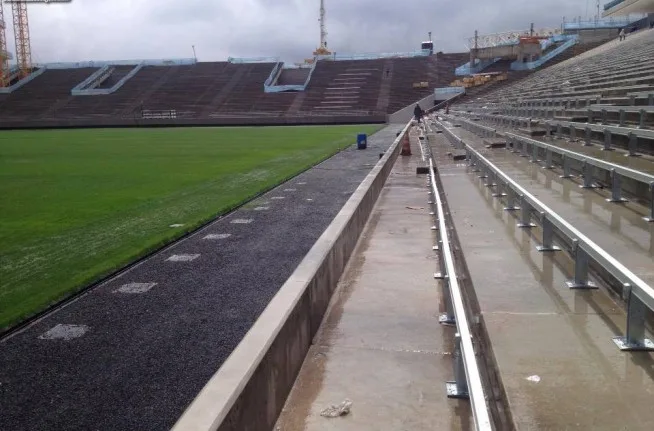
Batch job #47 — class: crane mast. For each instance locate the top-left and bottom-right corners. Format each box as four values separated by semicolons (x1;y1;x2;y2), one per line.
313;0;331;56
0;3;9;87
12;1;32;79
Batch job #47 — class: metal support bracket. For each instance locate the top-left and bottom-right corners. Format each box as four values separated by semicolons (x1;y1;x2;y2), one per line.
565;240;597;289
613;290;654;351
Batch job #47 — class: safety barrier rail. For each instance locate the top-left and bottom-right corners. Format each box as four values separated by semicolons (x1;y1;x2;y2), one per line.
439;112;654;221
452;108;654;157
433;118;654;351
428;156;493;430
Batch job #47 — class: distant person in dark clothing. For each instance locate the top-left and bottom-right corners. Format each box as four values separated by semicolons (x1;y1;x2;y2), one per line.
414;104;424;123
386;69;390;78
619;28;626;41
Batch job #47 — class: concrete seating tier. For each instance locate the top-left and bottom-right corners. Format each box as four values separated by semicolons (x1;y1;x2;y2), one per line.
49;66;175;119
454;29;654;137
0;54;478;125
0;68;99;120
461;30;654;108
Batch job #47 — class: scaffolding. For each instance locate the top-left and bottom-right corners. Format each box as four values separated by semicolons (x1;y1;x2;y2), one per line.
12;1;32;79
0;3;9;87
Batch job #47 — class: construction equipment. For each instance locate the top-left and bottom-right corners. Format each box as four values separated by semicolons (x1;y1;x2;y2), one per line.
12;1;32;79
0;3;9;87
313;0;332;56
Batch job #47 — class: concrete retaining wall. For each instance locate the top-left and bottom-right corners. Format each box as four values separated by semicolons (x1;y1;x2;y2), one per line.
0;115;387;130
389;93;437;123
171;122;411;431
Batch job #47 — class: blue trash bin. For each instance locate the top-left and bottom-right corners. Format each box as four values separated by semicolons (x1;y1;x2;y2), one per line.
357;133;367;150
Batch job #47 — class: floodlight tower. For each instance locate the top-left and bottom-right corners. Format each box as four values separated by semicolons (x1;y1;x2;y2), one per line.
0;3;9;87
313;0;332;56
12;1;32;79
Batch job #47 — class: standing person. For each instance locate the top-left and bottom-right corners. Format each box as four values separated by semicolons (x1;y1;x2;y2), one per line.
619;28;626;41
414;103;424;123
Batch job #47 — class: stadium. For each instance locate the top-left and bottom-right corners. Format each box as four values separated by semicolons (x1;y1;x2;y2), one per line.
1;0;654;430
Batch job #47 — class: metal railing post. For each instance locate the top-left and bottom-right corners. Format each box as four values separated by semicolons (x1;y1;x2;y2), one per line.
644;182;654;222
607;169;628;203
446;333;469;398
613;290;654;351
517;195;536;228
520;139;528;158
560;154;573;179
565;240;597;289
603;129;613;151
537;213;561;252
580;161;596;189
543;149;554;169
583;127;592;147
626;133;640;157
531;142;539;163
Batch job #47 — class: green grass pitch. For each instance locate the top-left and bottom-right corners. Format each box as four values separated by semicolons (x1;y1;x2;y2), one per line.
0;125;382;331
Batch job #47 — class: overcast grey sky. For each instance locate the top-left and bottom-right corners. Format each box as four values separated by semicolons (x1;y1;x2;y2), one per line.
4;0;595;64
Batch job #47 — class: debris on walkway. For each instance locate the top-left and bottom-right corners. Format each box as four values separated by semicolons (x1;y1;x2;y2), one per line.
320;399;353;418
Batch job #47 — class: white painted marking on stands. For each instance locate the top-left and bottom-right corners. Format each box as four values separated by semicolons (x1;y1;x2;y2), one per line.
167;254;200;262
231;219;253;224
203;233;231;240
115;282;157;294
39;324;89;340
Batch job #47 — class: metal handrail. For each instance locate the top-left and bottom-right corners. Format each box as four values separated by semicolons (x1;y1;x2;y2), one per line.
443;112;654;185
437;112;654;220
428;158;493;430
434;118;654;351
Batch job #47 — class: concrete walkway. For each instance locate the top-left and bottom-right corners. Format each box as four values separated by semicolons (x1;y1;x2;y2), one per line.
275;133;473;430
449;125;654;285
430;127;654;430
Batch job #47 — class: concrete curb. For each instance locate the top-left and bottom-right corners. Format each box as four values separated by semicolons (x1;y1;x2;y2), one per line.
171;121;411;431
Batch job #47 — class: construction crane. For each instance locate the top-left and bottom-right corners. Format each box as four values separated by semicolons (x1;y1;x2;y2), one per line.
12;1;32;79
313;0;331;56
0;0;32;87
0;3;9;87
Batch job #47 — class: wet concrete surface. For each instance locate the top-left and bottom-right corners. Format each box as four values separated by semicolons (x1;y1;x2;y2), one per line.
430;131;654;430
440;122;654;285
274;136;473;431
0;126;402;431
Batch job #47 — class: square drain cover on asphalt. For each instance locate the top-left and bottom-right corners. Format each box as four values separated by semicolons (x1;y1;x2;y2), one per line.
203;233;231;240
231;219;253;224
115;282;157;294
39;324;89;340
167;254;200;262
